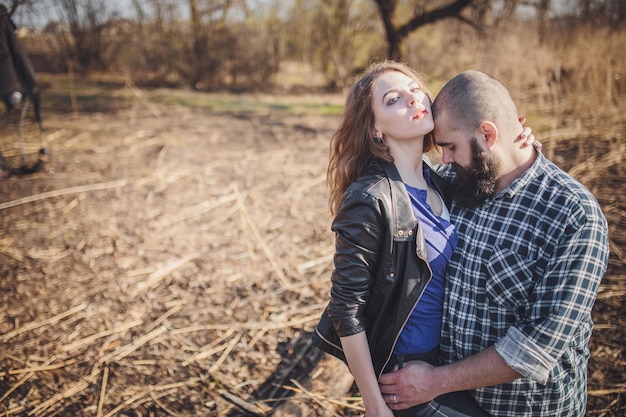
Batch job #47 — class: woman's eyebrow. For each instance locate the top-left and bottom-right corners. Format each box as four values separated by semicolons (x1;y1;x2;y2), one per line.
381;88;398;102
381;81;418;102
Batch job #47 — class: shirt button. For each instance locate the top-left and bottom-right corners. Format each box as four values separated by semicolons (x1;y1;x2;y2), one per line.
464;286;470;292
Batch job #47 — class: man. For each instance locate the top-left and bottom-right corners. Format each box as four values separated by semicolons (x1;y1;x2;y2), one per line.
379;70;610;417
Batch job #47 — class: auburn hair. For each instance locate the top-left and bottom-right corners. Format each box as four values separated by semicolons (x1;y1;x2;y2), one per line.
327;60;434;215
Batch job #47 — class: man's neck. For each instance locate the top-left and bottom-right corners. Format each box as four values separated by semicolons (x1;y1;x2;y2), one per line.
495;147;538;193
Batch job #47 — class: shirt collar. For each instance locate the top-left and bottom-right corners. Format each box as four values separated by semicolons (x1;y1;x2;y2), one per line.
488;151;546;202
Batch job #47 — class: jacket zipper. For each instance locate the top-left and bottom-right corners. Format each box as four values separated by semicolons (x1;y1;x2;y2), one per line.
378;234;433;379
314;327;343;352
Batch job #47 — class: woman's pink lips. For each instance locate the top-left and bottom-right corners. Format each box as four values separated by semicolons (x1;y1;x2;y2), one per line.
412;109;428;119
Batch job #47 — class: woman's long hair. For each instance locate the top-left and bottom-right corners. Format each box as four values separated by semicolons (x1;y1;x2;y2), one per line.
328;60;434;215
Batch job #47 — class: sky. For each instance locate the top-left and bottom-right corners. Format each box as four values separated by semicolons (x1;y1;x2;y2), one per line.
7;0;578;29
8;0;139;28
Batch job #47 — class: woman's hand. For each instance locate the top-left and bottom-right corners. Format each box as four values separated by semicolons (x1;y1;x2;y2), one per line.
517;115;542;150
340;333;395;417
364;404;395;417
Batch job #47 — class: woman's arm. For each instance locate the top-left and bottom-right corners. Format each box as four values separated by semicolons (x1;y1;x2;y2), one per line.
341;332;393;417
329;189;393;416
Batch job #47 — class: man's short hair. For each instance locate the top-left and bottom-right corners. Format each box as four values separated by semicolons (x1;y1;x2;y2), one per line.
433;70;519;135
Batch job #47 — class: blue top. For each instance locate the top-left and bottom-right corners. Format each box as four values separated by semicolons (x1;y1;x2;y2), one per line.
394;174;458;355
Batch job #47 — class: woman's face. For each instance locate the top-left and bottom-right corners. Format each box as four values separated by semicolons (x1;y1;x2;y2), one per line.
371;71;433;144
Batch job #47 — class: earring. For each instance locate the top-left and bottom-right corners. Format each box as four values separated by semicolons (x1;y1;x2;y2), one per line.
374;136;383;145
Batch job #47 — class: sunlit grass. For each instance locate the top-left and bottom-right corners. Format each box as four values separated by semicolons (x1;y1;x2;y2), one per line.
149;92;344;116
38;74;345;116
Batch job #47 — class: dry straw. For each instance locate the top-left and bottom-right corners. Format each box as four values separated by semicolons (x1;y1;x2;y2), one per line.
1;93;624;416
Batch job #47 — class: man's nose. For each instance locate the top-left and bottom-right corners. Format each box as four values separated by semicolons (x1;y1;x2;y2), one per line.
441;150;454;164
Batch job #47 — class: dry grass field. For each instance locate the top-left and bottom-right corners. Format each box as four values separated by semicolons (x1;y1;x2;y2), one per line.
0;72;624;416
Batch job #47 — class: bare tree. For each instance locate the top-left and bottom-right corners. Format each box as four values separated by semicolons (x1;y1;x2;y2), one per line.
171;0;280;90
372;0;476;60
0;0;22;15
576;0;626;27
0;0;49;21
53;0;118;71
535;0;550;43
280;0;381;91
315;0;380;90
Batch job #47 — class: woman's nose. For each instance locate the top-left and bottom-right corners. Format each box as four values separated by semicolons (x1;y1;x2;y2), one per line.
402;91;416;106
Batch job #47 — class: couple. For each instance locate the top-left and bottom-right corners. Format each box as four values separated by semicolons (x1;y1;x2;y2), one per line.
312;61;609;417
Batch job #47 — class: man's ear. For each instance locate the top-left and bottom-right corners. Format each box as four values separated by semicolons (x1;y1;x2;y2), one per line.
480;121;498;150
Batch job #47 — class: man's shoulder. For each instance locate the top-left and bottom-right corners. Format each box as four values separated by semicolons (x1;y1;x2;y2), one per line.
540;156;601;205
535;155;607;226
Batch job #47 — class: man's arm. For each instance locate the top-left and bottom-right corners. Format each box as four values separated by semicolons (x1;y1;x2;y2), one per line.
378;346;521;410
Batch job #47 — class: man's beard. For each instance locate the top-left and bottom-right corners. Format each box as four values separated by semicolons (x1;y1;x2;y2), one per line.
452;137;500;209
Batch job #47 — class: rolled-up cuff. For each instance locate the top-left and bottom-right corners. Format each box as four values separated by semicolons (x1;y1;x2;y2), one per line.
494;327;555;385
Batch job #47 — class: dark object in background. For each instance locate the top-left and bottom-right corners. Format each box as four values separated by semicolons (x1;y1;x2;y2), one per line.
0;4;42;128
0;147;50;177
0;4;47;176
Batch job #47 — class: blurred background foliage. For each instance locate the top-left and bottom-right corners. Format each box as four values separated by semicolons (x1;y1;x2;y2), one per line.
2;0;624;107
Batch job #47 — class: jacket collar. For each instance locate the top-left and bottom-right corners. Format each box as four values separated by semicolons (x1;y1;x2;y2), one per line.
375;159;418;240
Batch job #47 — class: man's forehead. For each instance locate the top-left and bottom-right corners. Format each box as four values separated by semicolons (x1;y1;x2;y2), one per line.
433;125;465;147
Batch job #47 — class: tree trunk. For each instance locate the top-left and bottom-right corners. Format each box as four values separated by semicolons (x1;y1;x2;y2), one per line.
373;0;402;60
373;0;473;60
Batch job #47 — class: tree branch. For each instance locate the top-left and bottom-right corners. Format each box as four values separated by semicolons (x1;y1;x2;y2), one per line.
398;0;472;38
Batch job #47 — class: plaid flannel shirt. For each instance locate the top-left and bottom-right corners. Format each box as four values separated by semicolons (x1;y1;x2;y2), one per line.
439;153;609;416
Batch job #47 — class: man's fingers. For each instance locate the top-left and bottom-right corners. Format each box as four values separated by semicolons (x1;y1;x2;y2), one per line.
378;370;399;386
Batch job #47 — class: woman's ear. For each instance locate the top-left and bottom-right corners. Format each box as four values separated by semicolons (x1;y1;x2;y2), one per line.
480;121;498;150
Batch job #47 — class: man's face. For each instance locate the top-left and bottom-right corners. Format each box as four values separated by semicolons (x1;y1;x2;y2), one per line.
451;137;501;208
434;111;500;208
433;111;477;168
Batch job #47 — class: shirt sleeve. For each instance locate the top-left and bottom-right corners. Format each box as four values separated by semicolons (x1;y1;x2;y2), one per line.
494;199;609;385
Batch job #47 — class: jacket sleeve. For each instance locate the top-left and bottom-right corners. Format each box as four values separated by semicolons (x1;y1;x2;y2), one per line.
328;189;386;337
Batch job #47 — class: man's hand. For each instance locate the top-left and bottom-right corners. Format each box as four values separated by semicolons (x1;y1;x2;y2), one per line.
378;360;440;410
378;347;522;410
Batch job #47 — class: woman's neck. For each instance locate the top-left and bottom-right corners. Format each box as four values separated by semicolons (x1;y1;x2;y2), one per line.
388;141;427;189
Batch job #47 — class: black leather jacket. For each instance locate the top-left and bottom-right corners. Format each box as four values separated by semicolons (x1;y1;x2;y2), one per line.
311;158;454;378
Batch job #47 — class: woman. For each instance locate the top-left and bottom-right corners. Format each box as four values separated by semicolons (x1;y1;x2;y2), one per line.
312;61;534;417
